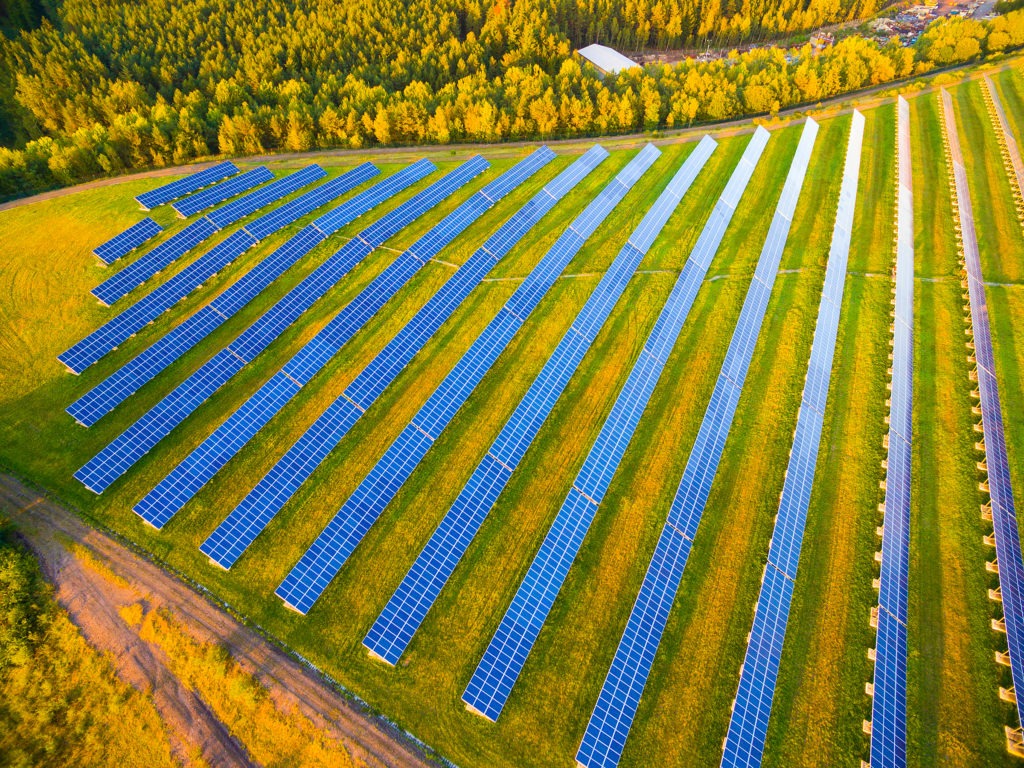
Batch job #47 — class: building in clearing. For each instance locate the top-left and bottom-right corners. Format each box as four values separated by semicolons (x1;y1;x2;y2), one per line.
575;44;639;75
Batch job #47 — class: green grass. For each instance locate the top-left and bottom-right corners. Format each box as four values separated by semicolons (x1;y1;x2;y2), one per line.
0;73;1021;767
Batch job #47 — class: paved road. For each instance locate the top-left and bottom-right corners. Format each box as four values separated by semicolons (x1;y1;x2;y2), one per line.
0;473;438;768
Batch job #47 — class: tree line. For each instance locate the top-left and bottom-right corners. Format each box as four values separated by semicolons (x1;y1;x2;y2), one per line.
0;0;1022;201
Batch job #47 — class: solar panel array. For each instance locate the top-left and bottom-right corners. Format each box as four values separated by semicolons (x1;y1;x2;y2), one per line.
73;159;457;495
982;76;1024;226
134;152;546;532
177;147;605;562
575;119;818;768
66;163;380;426
136;161;238;209
720;112;864;768
941;89;1024;740
365;137;716;669
59;166;342;374
91;217;219;306
92;165;325;306
274;144;659;616
93;218;163;265
171;166;275;217
453;128;769;728
866;97;913;768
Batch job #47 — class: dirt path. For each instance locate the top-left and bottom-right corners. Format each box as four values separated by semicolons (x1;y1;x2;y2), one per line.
0;58;1014;215
0;474;438;768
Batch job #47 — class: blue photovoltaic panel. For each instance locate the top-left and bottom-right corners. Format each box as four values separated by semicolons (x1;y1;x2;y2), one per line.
457;128;769;727
366;137;715;668
575;119;818;768
73;160;452;495
60;163;420;377
94;218;163;265
164;147;604;552
206;164;325;228
721;112;863;768
92;165;323;305
66;164;378;426
172;166;275;217
983;76;1024;207
275;143;658;616
91;217;219;306
136;161;238;209
136;153;545;531
949;85;1024;737
867;96;914;768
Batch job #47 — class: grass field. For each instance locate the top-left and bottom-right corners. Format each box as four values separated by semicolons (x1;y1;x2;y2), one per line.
1;61;1023;768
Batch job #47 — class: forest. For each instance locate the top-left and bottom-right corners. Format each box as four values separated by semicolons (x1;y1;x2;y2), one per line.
0;0;1022;200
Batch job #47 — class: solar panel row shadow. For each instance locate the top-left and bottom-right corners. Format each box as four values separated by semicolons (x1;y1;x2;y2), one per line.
171;166;275;217
274;143;660;616
180;147;605;565
93;218;163;265
72;159;463;495
135;161;238;209
364;136;716;670
720;111;864;768
940;89;1024;748
452;127;769;731
136;152;545;532
92;165;325;306
574;119;819;768
66;163;379;426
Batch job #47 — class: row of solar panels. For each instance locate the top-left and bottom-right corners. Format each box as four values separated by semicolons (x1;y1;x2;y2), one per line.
66;105;1018;767
720;110;865;768
95;161;253;264
982;76;1024;214
942;88;1024;747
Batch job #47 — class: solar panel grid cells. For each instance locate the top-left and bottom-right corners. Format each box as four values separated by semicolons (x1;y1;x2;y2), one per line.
171;166;275;218
205;165;326;229
91;217;219;306
868;96;913;768
68;226;328;427
578;120;818;768
276;144;657;615
94;218;164;265
942;90;1024;731
138;155;549;529
365;141;717;664
721;112;863;768
75;161;436;489
984;76;1024;202
311;159;436;235
136;161;239;209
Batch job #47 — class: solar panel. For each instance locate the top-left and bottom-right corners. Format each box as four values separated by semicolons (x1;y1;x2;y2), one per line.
940;89;1024;751
180;147;607;549
862;97;914;768
60;162;420;376
91;217;219;306
73;159;462;495
136;161;238;209
206;164;326;228
576;119;818;768
365;137;715;668
171;166;275;217
92;165;324;306
93;218;163;265
982;76;1024;219
66;164;378;426
275;144;659;616
452;128;768;727
721;112;864;768
134;153;547;530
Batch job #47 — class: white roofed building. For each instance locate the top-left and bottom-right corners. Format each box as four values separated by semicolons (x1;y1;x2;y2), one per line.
575;44;639;75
